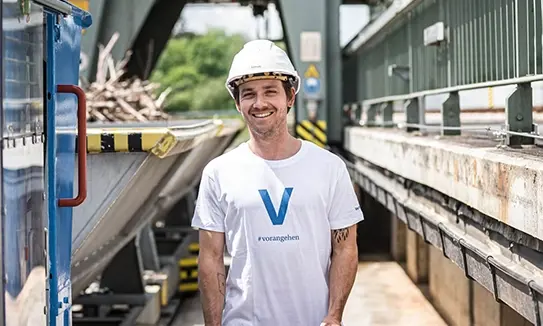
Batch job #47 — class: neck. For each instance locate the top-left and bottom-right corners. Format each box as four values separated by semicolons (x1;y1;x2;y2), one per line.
248;129;301;160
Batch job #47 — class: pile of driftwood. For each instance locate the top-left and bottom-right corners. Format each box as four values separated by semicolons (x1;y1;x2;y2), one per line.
82;33;172;122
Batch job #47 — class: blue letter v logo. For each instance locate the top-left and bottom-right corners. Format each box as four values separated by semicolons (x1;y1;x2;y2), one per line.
258;187;293;225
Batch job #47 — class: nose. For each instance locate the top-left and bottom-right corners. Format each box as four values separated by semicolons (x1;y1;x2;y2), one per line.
253;94;268;110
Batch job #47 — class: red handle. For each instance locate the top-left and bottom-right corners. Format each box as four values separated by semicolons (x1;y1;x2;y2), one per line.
57;84;87;207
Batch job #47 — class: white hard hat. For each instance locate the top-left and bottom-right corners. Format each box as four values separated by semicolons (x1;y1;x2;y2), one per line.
225;39;300;99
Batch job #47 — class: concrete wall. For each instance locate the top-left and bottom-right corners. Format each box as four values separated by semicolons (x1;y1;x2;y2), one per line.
402;217;530;326
356;185;532;326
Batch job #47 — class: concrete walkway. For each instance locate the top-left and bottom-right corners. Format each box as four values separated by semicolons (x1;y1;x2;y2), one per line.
173;261;446;326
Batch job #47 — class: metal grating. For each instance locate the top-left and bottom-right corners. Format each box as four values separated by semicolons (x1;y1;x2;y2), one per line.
348;0;543;100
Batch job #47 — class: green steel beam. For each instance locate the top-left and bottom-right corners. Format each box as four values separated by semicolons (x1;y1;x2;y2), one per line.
276;0;343;147
80;0;158;82
124;0;188;80
326;0;342;146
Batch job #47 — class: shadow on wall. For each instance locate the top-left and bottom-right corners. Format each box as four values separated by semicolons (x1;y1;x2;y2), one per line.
355;183;392;259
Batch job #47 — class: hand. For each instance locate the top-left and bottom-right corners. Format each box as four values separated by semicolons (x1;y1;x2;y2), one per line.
320;316;342;326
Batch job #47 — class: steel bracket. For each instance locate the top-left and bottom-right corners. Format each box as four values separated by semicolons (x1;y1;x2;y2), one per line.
366;104;378;127
458;238;472;280
405;98;420;132
437;223;450;259
528;280;542;326
441;91;461;136
418;212;428;243
506;83;534;147
381;102;393;128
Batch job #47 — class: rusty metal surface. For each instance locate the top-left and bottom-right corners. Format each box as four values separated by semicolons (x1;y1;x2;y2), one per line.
171;261;445;326
344;126;543;241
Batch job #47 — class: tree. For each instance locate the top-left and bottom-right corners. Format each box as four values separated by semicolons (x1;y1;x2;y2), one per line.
151;29;248;112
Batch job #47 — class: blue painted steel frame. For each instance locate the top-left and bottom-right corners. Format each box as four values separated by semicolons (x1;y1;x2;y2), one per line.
44;2;91;324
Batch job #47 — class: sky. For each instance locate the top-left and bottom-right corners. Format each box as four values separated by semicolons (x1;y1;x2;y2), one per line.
177;3;371;47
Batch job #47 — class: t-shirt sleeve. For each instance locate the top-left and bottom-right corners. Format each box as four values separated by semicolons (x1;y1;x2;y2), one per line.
328;161;364;230
191;169;225;233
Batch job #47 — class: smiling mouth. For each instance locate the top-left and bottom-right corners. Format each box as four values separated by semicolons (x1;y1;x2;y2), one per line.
252;112;273;118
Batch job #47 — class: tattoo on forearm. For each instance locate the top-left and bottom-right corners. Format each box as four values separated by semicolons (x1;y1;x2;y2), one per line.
217;272;226;296
333;228;349;243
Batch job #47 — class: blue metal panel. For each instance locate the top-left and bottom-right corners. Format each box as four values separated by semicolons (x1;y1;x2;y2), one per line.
54;8;86;318
44;1;91;324
45;11;59;326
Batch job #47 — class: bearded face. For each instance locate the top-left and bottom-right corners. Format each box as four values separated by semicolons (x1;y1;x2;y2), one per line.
236;79;295;139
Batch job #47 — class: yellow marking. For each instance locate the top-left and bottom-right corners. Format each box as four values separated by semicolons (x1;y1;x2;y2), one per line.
87;134;101;153
317;120;327;130
488;87;494;109
68;0;88;10
304;64;320;78
179;257;198;268
86;127;169;134
179;283;199;292
85;127;169;153
180;270;198;280
296;125;324;148
215;123;225;136
113;133;128;152
142;133;164;151
83;122;220;154
189;243;200;252
161;278;168;306
300;120;326;143
150;133;177;158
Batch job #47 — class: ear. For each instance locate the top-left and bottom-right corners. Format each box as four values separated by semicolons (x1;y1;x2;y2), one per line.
287;87;296;107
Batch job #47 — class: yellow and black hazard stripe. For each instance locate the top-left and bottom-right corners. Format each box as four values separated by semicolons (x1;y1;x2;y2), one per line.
75;128;168;153
179;255;199;293
295;120;327;148
189;242;200;255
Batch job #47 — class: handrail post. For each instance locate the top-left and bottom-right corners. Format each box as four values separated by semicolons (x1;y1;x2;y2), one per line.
367;104;378;127
441;91;461;136
382;101;393;128
506;83;534;147
405;98;420;132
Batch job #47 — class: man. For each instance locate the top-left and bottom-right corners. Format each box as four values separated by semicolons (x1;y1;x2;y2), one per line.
192;39;363;326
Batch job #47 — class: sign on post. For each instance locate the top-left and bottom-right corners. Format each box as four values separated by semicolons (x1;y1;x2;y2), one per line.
300;32;322;62
303;64;321;97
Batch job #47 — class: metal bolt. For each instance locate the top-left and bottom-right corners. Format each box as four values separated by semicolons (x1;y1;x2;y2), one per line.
516;114;523;121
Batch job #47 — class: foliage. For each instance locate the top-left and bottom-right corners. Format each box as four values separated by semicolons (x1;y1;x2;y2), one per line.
151;29;248;112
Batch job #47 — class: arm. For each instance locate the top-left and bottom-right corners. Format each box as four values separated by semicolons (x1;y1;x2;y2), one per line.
325;224;359;322
198;229;226;326
191;168;227;325
323;160;364;325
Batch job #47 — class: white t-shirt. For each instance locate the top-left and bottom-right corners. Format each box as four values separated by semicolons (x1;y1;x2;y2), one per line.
192;140;364;326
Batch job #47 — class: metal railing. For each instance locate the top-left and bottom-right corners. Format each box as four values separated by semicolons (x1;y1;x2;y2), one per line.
342;0;543;147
